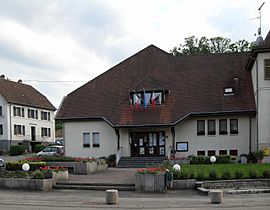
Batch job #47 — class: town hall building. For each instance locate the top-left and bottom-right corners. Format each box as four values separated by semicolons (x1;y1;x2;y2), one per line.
56;31;270;164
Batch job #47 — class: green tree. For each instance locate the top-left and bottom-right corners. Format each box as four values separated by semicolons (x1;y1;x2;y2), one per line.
170;36;254;56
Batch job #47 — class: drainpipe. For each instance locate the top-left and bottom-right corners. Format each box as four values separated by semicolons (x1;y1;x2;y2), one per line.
249;116;252;153
171;127;175;157
256;58;259;152
9;103;12;150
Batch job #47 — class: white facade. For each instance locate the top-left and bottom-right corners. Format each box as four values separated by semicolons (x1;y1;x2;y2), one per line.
174;116;255;157
64;121;117;158
63;115;253;158
251;52;270;153
0;96;55;151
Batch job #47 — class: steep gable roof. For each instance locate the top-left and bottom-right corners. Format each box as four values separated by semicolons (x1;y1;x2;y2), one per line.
0;78;56;110
56;45;255;127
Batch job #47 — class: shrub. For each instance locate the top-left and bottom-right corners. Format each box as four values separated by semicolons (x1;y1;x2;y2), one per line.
6;161;47;171
263;170;270;178
179;171;190;179
235;170;244;179
4;171;30;178
196;171;205;181
208;170;218;180
249;169;258;179
221;170;232;180
216;155;231;164
247;152;257;163
190;156;209;165
40;156;76;162
106;154;116;167
31;171;45;179
9;145;24;156
34;144;46;153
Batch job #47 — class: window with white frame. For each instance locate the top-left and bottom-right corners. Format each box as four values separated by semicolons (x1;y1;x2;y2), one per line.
41;111;51;121
197;120;205;135
92;132;100;147
28;109;38;119
83;132;90;148
13;106;25;117
14;124;25;135
219;119;228;135
41;127;51;137
230;119;238;134
207;120;216;135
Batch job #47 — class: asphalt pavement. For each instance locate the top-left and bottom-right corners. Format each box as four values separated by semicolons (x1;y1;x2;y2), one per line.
0;189;269;210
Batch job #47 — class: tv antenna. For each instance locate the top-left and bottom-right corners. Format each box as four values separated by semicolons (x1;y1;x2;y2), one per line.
258;2;265;36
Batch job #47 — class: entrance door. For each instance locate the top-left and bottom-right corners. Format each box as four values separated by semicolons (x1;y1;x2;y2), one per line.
31;126;36;141
130;132;165;157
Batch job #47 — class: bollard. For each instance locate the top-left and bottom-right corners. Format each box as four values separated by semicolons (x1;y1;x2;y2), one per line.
210;190;223;204
106;189;119;205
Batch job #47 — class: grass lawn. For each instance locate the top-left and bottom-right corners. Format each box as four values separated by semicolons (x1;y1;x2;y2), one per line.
171;163;270;180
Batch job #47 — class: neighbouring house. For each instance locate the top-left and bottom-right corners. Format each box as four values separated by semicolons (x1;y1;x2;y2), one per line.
56;31;270;163
0;77;56;153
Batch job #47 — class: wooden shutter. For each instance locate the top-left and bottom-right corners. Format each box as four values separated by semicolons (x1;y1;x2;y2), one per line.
265;59;270;80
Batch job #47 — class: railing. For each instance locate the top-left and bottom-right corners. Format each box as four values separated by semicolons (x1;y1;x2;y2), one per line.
116;146;124;166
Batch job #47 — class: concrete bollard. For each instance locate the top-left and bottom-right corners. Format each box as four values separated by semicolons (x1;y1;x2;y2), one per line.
209;190;223;204
106;189;119;205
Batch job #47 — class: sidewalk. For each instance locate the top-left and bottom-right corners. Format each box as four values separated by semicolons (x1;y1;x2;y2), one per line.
0;189;269;210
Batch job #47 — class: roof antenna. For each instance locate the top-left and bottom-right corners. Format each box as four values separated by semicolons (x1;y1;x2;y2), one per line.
255;2;265;45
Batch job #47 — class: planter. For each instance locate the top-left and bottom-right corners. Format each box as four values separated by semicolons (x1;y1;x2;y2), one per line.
173;179;196;189
135;173;166;192
52;170;69;182
47;161;107;174
0;178;53;191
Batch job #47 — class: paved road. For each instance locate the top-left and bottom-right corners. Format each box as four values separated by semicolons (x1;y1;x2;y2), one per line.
0;189;269;210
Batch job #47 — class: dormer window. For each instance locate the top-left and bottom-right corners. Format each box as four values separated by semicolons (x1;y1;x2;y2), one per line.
224;87;234;96
130;90;166;107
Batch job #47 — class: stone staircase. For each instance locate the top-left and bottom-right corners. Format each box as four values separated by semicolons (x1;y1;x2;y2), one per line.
117;156;166;168
54;181;135;191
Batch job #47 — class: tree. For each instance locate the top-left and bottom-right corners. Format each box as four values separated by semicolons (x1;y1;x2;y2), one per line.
170;36;254;56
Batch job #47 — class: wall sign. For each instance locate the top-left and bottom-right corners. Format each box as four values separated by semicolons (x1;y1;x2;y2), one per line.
176;142;188;152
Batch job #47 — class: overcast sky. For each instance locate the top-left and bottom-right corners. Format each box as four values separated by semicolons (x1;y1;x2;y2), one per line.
1;0;270;108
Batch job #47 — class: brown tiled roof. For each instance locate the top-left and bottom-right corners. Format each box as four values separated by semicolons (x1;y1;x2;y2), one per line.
0;79;56;110
56;45;256;127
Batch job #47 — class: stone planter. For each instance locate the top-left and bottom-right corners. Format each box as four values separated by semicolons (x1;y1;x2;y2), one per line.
0;178;53;191
135;173;166;192
47;161;107;174
52;170;69;184
173;179;196;189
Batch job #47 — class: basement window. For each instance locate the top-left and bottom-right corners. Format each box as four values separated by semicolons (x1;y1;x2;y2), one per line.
224;87;234;96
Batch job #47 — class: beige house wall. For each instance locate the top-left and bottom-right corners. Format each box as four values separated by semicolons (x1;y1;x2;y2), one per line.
174;115;254;157
251;52;270;151
64;120;117;158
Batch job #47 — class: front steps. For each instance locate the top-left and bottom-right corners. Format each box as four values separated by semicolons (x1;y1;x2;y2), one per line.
54;181;135;191
117;156;166;168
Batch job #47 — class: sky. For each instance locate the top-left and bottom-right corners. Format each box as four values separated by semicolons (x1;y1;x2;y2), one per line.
0;0;270;108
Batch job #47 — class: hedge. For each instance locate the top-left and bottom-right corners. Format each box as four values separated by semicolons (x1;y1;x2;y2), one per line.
9;145;24;156
171;163;270;180
6;161;47;171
